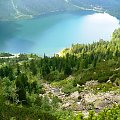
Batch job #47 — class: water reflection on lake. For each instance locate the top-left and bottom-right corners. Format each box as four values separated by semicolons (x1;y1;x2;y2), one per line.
0;11;119;56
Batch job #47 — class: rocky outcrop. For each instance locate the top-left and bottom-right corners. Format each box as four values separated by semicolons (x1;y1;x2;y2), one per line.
40;81;120;116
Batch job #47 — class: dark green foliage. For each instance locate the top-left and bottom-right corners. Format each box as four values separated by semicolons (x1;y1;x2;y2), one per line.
0;53;13;57
16;73;28;104
64;64;72;76
61;81;78;94
0;102;56;120
16;64;21;75
0;68;4;78
98;76;109;83
41;64;50;78
0;28;120;119
29;60;37;75
0;66;14;79
16;73;28;88
47;70;65;82
34;96;42;106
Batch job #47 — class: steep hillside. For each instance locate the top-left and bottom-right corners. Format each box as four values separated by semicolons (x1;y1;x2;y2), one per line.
0;0;74;20
0;28;120;119
71;0;120;19
0;0;120;20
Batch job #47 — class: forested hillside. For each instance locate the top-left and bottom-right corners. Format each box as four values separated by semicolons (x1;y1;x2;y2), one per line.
0;28;120;119
71;0;120;18
0;0;73;20
0;0;120;20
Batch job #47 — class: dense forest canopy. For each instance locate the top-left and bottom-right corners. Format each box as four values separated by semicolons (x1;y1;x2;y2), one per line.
0;28;120;119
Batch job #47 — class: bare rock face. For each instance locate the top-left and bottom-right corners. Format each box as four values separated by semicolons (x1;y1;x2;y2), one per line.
84;93;97;103
41;81;120;116
94;100;111;109
85;81;99;87
70;91;79;99
64;90;120;112
62;102;71;108
83;91;120;111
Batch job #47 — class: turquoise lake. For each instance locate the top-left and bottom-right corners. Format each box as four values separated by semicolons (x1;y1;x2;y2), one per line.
0;11;119;56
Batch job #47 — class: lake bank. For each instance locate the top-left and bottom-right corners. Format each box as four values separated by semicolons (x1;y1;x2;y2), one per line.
0;11;119;56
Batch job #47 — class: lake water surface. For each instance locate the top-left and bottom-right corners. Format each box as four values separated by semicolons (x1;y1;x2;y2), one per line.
0;11;119;56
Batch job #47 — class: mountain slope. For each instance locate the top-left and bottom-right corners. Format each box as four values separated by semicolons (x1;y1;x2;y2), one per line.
70;0;120;19
0;0;120;20
0;0;73;20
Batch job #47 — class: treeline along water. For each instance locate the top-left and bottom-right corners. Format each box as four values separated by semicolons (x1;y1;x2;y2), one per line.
0;11;119;55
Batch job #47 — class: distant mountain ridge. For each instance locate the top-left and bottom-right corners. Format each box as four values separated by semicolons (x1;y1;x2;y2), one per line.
0;0;120;20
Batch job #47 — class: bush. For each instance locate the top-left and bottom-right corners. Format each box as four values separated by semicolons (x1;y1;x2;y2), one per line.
98;76;109;83
0;103;56;120
62;82;78;95
47;71;65;82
